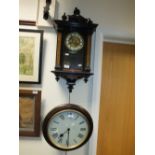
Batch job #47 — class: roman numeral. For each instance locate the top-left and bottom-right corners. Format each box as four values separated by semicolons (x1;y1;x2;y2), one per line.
53;120;59;124
50;128;57;131
58;138;63;143
67;112;72;115
78;133;84;139
73;139;77;143
59;115;65;120
80;128;86;131
75;115;79;120
79;121;85;125
52;133;58;138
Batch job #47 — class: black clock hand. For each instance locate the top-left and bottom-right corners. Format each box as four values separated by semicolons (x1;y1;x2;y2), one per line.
66;128;70;147
59;129;68;138
59;133;64;138
58;133;63;143
58;130;67;143
58;128;70;142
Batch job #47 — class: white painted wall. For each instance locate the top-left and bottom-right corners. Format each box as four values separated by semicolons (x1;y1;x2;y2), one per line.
19;0;134;155
19;26;97;155
57;0;134;42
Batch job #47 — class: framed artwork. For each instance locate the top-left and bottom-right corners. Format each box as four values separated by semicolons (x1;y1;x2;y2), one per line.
19;29;43;84
36;0;56;27
19;0;38;23
19;90;41;137
19;20;36;26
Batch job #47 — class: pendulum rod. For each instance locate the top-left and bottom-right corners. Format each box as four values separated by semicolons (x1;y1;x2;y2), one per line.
69;91;71;104
65;91;71;155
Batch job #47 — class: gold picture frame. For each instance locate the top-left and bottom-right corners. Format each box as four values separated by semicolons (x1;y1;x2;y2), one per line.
19;90;41;137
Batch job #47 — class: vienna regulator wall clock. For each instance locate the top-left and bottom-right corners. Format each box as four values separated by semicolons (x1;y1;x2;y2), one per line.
52;7;98;92
42;6;98;152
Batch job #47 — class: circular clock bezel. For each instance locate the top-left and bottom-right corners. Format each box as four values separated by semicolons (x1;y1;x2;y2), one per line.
42;104;93;151
65;32;84;53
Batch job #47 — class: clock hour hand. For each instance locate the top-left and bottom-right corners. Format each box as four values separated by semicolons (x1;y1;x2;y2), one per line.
59;129;68;138
59;133;64;138
58;132;65;143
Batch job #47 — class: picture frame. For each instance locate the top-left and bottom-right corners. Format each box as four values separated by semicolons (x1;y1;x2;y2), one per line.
19;20;36;26
19;90;41;137
19;29;43;84
36;0;56;27
19;0;38;22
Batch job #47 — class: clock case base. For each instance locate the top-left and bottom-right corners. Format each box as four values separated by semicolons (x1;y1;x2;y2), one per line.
52;70;93;92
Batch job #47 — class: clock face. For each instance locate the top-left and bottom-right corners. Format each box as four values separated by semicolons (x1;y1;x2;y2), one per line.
42;104;93;151
65;32;84;53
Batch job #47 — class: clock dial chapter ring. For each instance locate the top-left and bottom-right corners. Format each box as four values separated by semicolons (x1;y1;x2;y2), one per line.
65;32;84;53
42;104;93;151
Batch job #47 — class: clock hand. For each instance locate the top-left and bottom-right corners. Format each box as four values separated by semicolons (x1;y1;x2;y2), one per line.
58;128;69;139
66;128;70;147
58;131;67;143
59;133;64;138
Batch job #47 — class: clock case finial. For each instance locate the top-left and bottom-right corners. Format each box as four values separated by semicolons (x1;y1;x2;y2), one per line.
52;8;98;93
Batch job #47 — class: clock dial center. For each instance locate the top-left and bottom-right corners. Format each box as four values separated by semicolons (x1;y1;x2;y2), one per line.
65;32;84;52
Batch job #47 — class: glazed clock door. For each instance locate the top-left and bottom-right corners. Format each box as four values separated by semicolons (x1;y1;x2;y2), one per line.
62;32;85;70
97;42;135;155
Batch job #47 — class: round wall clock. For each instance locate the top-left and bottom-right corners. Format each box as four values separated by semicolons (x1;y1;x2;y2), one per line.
42;104;93;151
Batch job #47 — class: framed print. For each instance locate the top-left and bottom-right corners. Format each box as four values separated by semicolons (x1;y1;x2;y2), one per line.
19;29;43;84
19;90;41;137
19;20;36;26
36;0;56;27
19;0;38;22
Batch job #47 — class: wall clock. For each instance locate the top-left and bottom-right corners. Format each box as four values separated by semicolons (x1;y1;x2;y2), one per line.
51;7;98;92
42;104;93;151
42;7;97;152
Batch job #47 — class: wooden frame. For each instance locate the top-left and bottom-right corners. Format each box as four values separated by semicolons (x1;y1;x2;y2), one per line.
19;0;38;23
19;20;36;26
19;90;41;137
19;29;43;84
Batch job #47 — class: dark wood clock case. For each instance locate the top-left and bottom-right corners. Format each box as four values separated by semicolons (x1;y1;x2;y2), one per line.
52;8;98;92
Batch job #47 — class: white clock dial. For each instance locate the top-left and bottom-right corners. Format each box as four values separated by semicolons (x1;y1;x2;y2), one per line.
47;110;89;149
42;104;93;151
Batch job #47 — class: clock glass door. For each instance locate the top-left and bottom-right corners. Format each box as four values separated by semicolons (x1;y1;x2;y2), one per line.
62;32;85;70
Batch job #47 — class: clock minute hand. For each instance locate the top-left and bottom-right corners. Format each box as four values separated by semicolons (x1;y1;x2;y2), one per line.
66;128;70;147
